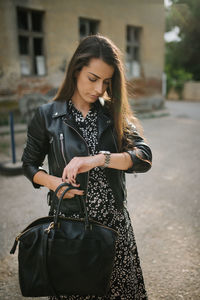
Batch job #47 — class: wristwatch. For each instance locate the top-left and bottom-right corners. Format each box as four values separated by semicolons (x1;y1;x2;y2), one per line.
99;151;111;168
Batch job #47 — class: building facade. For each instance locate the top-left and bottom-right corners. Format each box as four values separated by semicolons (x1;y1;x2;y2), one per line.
0;0;165;110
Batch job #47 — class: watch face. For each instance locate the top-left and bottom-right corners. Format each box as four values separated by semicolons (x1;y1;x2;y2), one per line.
99;151;111;154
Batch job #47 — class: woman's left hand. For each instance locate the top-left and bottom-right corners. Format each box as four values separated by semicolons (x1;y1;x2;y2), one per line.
62;155;103;184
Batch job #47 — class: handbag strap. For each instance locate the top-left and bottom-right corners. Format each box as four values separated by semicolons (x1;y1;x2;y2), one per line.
53;182;89;228
54;182;78;224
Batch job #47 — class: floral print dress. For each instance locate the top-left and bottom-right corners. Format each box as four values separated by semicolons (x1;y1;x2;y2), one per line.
49;100;148;300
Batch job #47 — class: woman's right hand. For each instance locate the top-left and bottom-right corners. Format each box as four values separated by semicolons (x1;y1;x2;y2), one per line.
33;171;84;199
52;177;84;199
56;179;84;199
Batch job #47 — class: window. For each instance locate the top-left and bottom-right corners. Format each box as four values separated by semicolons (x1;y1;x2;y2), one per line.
79;18;99;40
126;26;141;79
17;7;46;76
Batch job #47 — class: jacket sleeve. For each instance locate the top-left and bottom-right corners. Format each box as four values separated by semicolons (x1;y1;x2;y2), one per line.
122;123;152;174
21;106;49;188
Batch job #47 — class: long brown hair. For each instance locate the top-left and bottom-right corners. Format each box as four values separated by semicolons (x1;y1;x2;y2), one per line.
54;34;143;149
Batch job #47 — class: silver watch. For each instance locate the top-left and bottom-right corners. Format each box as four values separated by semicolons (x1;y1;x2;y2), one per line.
99;151;111;168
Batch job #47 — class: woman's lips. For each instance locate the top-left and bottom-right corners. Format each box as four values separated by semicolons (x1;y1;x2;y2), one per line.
90;95;99;100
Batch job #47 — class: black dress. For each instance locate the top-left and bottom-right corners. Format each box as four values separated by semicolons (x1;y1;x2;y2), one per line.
49;100;148;300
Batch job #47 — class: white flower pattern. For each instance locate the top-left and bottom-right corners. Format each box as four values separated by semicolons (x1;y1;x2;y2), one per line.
49;100;148;300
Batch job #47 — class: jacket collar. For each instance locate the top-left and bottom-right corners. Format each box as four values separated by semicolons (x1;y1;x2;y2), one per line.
52;101;67;119
51;98;113;137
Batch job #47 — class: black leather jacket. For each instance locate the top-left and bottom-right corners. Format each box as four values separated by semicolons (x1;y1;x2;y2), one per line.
22;99;152;212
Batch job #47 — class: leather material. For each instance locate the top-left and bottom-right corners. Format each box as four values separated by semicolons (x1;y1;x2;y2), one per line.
10;183;118;297
22;99;152;210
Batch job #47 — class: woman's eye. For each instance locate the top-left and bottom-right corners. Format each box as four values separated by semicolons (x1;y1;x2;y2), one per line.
104;81;110;85
88;77;96;82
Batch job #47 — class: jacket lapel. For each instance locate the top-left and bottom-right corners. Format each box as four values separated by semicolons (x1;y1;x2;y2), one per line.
51;98;114;141
95;99;114;140
52;101;67;119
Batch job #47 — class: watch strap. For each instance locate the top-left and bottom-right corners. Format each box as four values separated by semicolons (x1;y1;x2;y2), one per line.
99;151;111;168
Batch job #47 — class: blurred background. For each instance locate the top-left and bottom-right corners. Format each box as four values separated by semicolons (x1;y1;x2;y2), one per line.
0;0;199;299
0;0;165;126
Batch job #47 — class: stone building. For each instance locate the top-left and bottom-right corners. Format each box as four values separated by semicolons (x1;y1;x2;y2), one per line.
0;0;165;112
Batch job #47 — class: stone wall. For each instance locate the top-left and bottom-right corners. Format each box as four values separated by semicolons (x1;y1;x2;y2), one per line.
167;81;200;102
183;81;200;102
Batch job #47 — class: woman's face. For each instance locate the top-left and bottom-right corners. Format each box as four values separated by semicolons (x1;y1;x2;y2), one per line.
72;58;114;107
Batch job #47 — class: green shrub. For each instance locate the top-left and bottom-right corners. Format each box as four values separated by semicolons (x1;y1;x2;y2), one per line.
165;65;193;99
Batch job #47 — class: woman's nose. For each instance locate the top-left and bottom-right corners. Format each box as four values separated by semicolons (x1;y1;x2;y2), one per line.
95;82;104;95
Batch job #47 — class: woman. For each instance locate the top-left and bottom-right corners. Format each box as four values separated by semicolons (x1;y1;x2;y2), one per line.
22;34;152;300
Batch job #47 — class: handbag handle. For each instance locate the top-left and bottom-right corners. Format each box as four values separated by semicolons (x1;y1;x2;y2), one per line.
53;182;89;228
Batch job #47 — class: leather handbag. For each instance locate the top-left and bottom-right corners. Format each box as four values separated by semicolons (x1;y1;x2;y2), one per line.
10;183;118;298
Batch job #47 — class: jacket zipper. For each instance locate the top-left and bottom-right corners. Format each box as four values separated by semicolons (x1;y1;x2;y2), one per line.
63;120;90;202
50;137;60;168
59;133;67;166
134;147;152;166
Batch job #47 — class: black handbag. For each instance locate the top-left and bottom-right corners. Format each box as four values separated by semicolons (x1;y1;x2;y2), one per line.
10;183;118;298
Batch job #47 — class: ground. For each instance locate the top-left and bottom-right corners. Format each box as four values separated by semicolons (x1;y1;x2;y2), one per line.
0;101;199;300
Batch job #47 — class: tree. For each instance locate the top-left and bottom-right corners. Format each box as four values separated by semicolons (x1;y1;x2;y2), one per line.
165;0;200;96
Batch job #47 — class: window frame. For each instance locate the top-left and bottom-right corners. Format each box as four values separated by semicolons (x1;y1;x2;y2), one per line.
16;7;46;76
126;25;142;79
126;25;141;63
79;17;100;40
